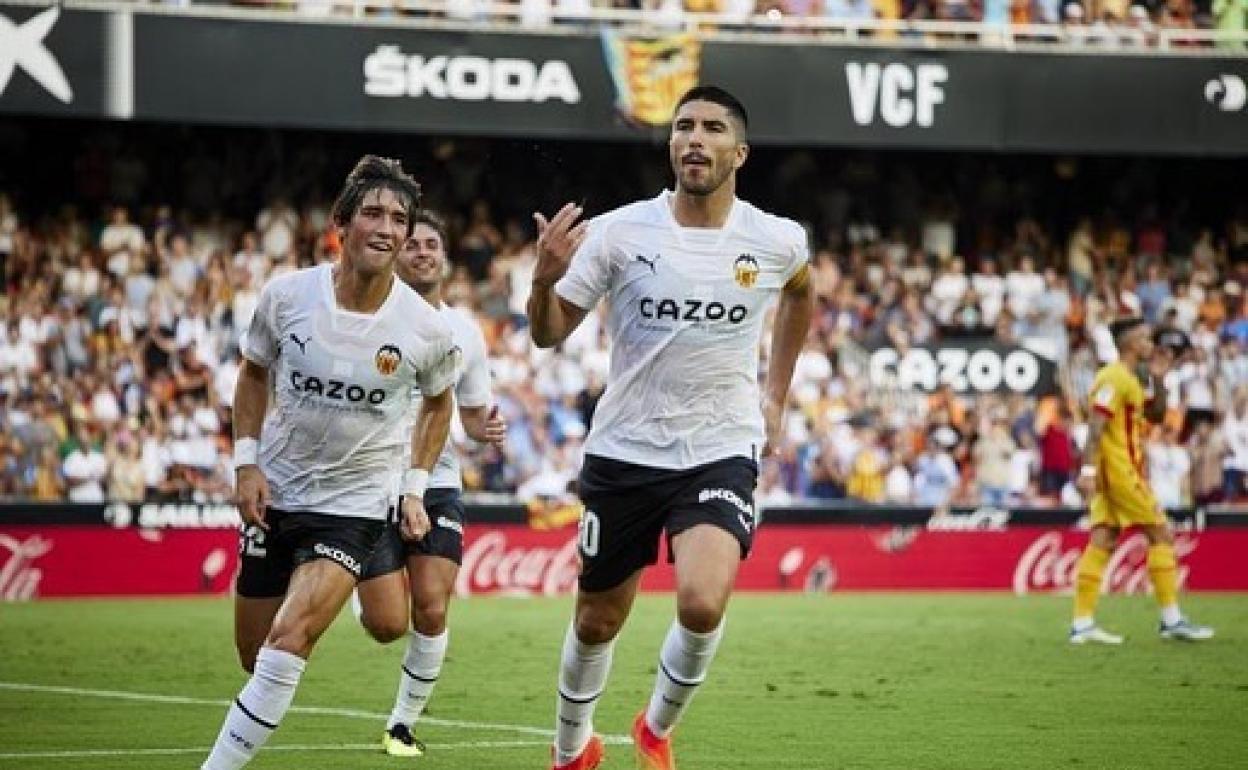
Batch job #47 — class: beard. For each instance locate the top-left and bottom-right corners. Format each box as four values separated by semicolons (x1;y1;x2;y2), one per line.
678;165;728;196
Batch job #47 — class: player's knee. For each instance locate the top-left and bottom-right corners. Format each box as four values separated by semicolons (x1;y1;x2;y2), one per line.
266;621;318;658
362;613;408;644
676;594;726;634
411;602;448;636
1089;526;1118;550
573;609;624;645
1145;524;1174;545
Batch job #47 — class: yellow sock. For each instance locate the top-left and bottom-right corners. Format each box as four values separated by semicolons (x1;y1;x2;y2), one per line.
1073;544;1111;622
1148;544;1179;610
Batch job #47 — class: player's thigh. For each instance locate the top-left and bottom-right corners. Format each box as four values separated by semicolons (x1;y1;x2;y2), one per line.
266;559;360;655
670;525;743;631
266;512;385;653
576;457;669;593
407;555;458;635
1107;483;1164;529
234;595;283;673
357;523;409;642
356;568;410;643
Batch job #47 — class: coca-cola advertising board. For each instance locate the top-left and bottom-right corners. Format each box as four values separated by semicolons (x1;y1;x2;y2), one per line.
455;524;1248;596
0;528;237;600
4;522;1246;601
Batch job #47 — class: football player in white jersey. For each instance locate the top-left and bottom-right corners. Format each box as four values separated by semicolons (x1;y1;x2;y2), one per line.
528;86;814;770
353;210;507;757
201;157;459;770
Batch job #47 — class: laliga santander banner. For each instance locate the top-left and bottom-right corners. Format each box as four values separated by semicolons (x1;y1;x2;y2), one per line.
4;521;1247;600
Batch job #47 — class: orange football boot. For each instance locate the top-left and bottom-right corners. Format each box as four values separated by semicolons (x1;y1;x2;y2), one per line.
632;711;675;770
551;735;605;770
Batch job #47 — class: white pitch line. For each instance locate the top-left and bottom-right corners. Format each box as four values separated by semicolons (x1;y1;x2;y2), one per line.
0;739;556;760
0;681;632;744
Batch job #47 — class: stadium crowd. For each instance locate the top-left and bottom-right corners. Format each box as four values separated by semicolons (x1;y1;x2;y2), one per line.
1;128;1247;511
242;0;1248;46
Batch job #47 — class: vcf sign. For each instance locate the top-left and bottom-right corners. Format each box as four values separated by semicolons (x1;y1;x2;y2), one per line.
845;62;947;128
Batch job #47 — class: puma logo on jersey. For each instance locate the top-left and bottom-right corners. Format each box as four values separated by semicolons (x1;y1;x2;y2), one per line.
289;333;310;355
635;253;660;274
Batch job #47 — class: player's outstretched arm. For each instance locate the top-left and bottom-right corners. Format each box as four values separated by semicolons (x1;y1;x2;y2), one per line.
528;202;589;348
401;387;454;541
233;358;271;530
762;264;814;456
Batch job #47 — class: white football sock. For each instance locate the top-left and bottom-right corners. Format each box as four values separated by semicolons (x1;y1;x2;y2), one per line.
644;620;723;739
201;647;306;770
553;624;615;766
1160;605;1182;627
387;629;449;730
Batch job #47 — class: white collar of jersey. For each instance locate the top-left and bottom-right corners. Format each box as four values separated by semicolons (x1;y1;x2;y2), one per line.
659;190;741;254
319;263;401;328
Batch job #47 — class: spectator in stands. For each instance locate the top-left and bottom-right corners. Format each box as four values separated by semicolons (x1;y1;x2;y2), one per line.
0;193;16;275
1148;423;1191;508
107;435;146;502
912;437;960;507
1136;261;1172;323
1221;390;1248;500
257;197;299;261
930;255;969;325
1188;416;1226;504
1006;253;1045;321
971;256;1005;327
1037;405;1075;500
30;445;65;501
1213;0;1248;50
883;444;914;503
62;422;108;503
99;206;145;281
973;408;1016;506
846;425;887;502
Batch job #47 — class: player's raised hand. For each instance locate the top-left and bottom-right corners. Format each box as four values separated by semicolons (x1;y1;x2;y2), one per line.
532;202;587;287
235;466;271;531
482;404;507;447
400;494;431;542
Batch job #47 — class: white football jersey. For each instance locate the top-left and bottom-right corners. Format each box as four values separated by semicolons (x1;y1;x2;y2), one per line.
556;190;808;469
405;304;491;491
242;265;457;520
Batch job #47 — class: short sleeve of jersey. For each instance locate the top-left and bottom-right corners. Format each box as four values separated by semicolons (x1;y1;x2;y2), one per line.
241;279;280;366
778;219;811;286
555;218;612;311
454;318;491;409
1090;369;1127;418
414;323;458;398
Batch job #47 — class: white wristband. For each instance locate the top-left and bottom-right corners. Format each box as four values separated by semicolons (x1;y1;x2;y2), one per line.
1079;464;1096;479
233;438;259;470
402;468;430;498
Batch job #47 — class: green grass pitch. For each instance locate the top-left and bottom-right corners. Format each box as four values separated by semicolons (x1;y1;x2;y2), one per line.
1;593;1246;768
